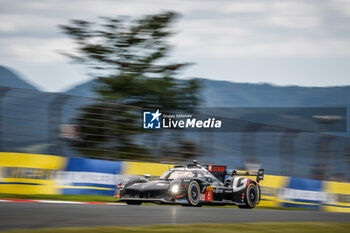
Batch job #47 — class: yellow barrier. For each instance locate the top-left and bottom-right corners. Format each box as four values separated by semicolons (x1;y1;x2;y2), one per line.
323;181;350;213
122;161;174;176
0;152;66;195
258;174;288;208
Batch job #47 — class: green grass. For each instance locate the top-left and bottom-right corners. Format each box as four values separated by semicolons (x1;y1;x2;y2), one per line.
2;222;350;233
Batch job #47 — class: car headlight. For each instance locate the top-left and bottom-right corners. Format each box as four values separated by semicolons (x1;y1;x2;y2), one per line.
171;184;179;193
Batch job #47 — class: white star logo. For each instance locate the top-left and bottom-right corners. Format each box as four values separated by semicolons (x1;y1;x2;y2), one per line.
151;109;161;122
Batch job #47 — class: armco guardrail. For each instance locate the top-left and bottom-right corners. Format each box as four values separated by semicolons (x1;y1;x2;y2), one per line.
0;152;349;212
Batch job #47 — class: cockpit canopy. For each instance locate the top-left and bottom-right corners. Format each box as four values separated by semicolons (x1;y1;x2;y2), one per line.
160;168;223;185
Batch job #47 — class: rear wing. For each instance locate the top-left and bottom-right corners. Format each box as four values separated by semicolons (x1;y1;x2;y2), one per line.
196;161;264;183
231;169;264;183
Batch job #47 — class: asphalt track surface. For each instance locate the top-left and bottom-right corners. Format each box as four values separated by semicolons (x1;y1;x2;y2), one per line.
0;202;349;231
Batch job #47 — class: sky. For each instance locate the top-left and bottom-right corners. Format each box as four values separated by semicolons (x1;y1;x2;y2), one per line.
1;0;350;92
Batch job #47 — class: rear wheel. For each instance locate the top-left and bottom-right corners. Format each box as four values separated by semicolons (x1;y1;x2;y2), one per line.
125;200;142;205
239;183;258;209
187;180;201;206
257;185;261;204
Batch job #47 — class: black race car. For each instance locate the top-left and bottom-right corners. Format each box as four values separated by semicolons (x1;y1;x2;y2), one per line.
117;161;264;208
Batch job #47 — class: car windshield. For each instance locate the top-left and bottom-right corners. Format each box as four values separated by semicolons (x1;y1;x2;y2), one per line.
160;170;195;180
197;170;223;185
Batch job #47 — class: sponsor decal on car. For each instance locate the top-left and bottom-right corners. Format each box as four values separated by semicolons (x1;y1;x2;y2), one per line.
205;186;213;201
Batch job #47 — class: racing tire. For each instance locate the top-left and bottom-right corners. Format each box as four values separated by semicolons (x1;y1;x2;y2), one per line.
239;183;258;209
125;200;142;205
257;184;261;204
187;180;201;206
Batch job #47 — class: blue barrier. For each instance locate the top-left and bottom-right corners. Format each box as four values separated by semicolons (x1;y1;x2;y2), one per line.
59;157;121;196
279;177;324;210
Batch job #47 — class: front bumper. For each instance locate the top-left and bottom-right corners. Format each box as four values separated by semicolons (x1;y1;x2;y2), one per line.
117;197;174;204
117;185;189;205
117;196;189;205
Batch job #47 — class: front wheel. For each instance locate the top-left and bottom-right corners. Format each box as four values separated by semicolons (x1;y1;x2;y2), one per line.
187;180;201;206
239;183;258;209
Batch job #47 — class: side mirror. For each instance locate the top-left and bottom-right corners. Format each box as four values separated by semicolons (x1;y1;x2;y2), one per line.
204;175;212;182
144;174;151;179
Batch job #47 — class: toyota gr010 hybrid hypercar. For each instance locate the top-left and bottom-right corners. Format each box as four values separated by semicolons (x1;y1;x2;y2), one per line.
117;161;264;208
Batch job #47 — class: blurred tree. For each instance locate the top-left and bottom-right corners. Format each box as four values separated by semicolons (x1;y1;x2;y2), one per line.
60;11;201;160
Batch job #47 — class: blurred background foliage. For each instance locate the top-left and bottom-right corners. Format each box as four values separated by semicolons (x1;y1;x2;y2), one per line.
60;11;201;160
